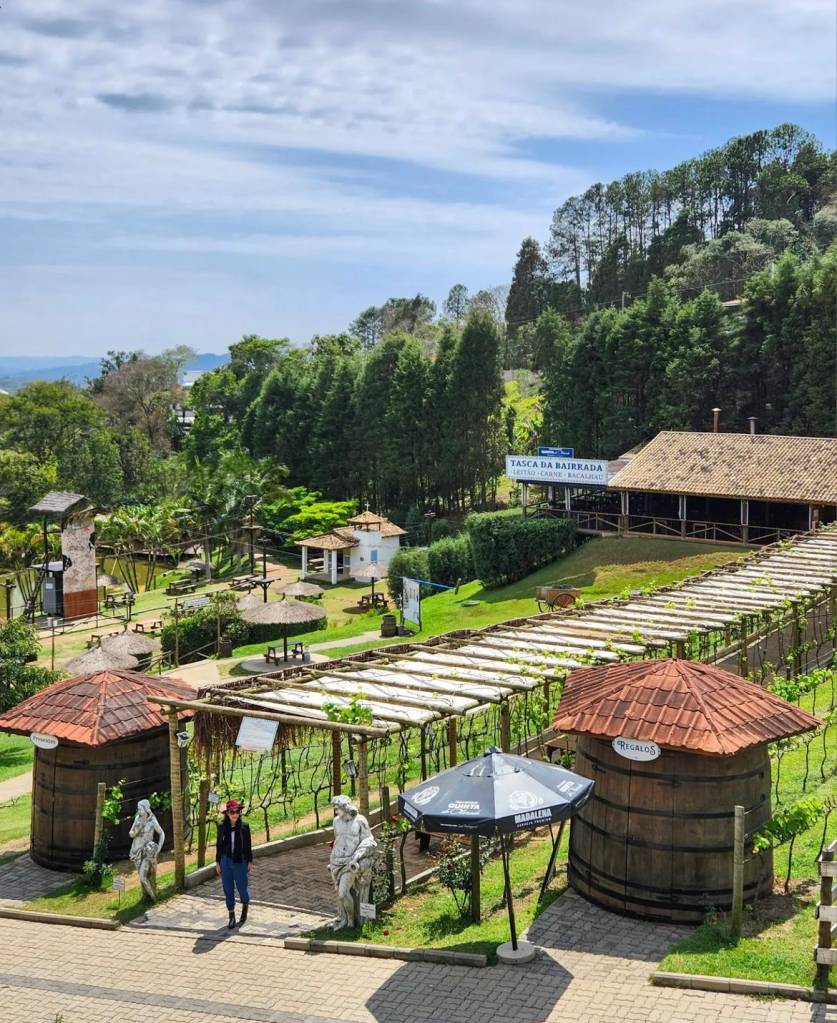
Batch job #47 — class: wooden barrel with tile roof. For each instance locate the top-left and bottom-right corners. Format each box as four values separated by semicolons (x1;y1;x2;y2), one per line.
0;670;193;872
554;659;820;922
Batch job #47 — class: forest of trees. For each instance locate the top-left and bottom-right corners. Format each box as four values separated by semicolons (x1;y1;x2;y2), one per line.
0;124;834;530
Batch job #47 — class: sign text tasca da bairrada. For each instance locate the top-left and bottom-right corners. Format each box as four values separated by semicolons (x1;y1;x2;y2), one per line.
505;454;609;487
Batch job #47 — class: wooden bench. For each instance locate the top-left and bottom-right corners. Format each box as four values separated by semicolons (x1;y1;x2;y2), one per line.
231;575;257;592
88;630;122;648
359;593;389;611
134;620;163;634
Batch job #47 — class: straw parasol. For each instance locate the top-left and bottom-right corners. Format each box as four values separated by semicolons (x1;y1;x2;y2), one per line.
96;572;123;590
352;561;387;597
280;580;324;599
240;597;327;661
66;645;139;674
101;631;158;658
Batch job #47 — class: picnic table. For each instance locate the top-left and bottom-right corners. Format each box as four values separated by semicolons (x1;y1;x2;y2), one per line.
230;575;257;592
359;592;389;611
133;620;163;634
265;642;309;664
103;593;125;610
88;630;121;648
166;579;198;596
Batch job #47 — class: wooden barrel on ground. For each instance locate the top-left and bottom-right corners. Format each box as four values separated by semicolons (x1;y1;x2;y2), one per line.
380;614;398;638
31;727;188;871
568;734;773;922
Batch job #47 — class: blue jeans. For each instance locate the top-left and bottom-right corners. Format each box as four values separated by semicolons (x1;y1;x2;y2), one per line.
219;855;250;911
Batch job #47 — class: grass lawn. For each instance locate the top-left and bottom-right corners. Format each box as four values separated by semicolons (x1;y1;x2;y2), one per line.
0;793;31;847
25;865;180;925
309;828;569;963
659;684;836;990
234;535;746;661
0;734;33;783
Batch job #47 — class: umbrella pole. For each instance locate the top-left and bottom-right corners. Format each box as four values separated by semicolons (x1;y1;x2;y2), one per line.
501;834;518;951
283;634;288;661
538;819;566;902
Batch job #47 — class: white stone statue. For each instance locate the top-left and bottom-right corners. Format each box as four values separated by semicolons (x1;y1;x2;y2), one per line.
129;799;165;901
328;794;377;929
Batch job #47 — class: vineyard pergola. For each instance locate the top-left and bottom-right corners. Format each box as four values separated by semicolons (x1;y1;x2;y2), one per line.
150;525;837;888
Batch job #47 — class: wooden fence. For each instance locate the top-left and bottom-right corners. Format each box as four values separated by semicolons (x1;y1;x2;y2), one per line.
816;838;836;986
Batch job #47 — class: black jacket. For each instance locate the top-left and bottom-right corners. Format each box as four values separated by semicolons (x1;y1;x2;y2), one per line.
216;817;253;864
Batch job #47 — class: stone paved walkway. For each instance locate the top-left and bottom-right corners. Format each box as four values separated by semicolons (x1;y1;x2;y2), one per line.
2;887;834;1022
0;853;78;905
133;831;441;943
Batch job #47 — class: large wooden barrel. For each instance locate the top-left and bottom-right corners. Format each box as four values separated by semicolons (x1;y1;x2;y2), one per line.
568;735;773;922
31;727;188;871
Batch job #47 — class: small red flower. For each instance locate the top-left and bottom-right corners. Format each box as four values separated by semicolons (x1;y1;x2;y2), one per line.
383;929;389;935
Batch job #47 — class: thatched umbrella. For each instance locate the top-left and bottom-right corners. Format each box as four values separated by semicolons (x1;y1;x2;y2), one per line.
280;580;324;599
101;631;158;658
96;572;123;590
66;645;139;674
352;561;387;598
240;597;326;661
237;589;263;610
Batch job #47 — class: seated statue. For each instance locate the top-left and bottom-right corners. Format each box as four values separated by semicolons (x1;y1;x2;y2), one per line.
129;799;165;901
328;794;377;929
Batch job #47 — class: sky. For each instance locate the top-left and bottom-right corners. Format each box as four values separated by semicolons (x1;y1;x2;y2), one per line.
0;0;835;357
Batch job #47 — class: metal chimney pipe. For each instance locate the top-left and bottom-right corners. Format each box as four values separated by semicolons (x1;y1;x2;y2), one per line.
748;416;757;435
712;408;721;433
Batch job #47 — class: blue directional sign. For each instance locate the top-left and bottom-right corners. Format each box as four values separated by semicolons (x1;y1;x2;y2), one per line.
538;446;574;458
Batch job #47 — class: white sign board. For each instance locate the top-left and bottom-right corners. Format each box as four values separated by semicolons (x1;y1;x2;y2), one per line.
359;901;377;920
30;732;59;750
402;576;421;628
236;716;279;754
612;736;661;762
505;454;609;487
111;876;126;892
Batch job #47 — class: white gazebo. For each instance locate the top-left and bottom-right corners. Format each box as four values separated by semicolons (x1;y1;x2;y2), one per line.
296;510;405;585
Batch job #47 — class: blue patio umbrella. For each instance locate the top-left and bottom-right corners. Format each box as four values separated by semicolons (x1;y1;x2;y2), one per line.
399;747;594;952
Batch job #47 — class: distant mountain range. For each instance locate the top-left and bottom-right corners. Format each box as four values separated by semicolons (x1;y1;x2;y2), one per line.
0;352;228;391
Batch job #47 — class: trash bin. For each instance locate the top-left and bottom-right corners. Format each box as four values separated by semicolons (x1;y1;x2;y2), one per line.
218;636;233;658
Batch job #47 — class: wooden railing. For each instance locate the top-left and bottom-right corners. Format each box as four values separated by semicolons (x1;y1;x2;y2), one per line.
533;505;802;545
816;838;836;987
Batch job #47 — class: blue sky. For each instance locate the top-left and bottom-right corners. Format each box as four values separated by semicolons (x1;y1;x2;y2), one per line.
0;0;834;357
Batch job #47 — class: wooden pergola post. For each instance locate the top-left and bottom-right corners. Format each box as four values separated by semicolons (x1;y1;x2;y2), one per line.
448;718;458;767
196;776;209;869
357;737;369;817
500;701;511;753
167;710;186;890
332;730;342;797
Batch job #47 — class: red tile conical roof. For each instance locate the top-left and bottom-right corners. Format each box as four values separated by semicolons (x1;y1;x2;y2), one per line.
554;659;820;756
0;670;194;747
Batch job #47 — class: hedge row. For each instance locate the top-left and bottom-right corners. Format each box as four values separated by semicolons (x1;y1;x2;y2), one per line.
160;598;325;664
465;513;577;588
387;533;476;600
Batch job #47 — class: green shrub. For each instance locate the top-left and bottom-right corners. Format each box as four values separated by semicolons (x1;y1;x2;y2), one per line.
465;512;576;587
160;593;249;664
387;548;430;601
430;518;452;542
0;617;60;713
427;535;474;588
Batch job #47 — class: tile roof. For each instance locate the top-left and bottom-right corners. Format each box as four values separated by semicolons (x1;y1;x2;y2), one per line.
28;491;88;517
608;431;837;504
347;510;407;536
296;530;359;550
0;670;194;747
554;658;819;756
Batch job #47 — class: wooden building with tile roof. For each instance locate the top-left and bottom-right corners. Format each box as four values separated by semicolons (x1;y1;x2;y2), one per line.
534;429;837;545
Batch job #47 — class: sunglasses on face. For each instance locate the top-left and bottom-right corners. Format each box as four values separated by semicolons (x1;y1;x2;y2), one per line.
228;810;240;816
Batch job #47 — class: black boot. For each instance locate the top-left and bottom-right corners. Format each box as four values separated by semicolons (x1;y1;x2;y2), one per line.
239;903;249;927
228;910;236;929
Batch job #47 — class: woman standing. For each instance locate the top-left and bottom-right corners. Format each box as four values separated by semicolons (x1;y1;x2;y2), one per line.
215;798;253;928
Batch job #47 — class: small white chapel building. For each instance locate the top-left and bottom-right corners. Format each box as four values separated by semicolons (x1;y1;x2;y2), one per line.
296;510;405;585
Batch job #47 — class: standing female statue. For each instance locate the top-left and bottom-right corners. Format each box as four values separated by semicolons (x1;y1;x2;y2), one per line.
129;799;165;901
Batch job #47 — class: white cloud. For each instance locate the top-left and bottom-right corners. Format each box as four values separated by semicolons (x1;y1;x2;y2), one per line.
0;0;833;352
